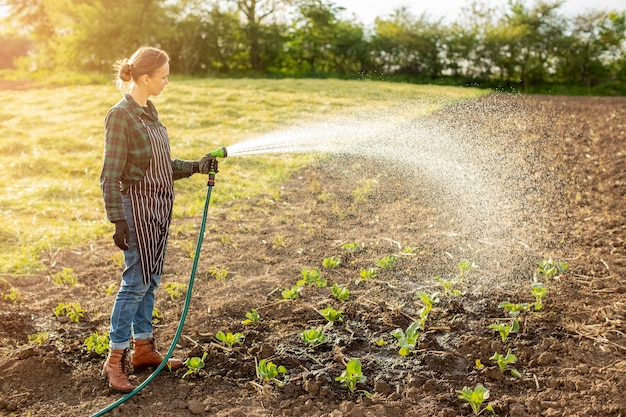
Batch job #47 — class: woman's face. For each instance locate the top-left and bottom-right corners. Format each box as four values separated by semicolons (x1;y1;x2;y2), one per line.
146;62;170;96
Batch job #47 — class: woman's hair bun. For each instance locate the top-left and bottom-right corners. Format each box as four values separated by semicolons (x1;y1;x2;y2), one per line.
118;59;132;82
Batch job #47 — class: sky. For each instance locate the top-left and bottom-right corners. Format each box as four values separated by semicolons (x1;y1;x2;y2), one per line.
332;0;626;25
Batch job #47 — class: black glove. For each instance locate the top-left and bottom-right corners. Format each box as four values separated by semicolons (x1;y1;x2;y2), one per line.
113;220;130;251
197;154;217;174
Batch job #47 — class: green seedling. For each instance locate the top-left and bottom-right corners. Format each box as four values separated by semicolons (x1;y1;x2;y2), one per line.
458;384;494;416
531;282;547;311
335;359;371;397
53;267;78;286
391;321;420;356
104;282;117;296
322;256;341;269
242;308;260;325
342;242;360;253
331;283;350;301
28;331;50;345
416;291;436;329
209;267;230;280
537;258;568;279
3;286;22;303
319;306;344;323
215;331;245;348
300;327;327;347
297;268;327;287
376;255;397;269
54;302;85;322
434;276;461;297
373;337;388;346
255;358;287;385
489;319;520;342
281;286;301;300
164;282;186;300
490;349;521;378
458;259;477;278
183;352;208;379
84;332;109;355
498;301;530;317
356;267;376;284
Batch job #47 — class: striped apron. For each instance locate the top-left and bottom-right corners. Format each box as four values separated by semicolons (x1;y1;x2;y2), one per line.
128;115;174;285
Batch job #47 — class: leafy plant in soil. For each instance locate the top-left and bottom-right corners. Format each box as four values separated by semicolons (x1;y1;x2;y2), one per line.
490;349;522;378
255;358;287;386
164;282;186;301
331;283;350;301
434;275;461;297
531;282;547;311
416;291;436;329
376;255;397;269
356;267;376;284
215;331;245;348
242;308;260;325
537;258;568;279
489;319;520;342
498;301;530;317
281;285;301;300
84;332;109;355
54;302;84;322
458;259;477;278
300;327;327;347
318;306;344;323
322;256;341;269
458;384;494;416
182;352;208;379
53;267;78;286
391;321;420;356
297;268;327;287
335;359;371;397
342;242;360;253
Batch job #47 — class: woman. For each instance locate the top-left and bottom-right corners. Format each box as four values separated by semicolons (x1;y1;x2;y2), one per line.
100;46;214;392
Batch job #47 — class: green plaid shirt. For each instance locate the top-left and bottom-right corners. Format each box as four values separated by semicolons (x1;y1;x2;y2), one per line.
100;94;196;223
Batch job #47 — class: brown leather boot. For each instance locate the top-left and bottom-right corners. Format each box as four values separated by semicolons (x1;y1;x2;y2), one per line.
132;338;183;370
102;348;134;393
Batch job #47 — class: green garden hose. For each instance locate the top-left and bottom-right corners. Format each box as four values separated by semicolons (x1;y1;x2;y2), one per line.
90;150;225;417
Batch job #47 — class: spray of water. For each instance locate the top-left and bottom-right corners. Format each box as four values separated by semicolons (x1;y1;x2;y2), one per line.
226;95;559;289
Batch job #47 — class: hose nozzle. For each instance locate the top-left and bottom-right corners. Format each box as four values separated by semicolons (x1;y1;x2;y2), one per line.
208;146;227;159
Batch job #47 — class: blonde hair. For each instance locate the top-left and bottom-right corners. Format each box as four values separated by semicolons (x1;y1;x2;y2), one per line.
112;46;170;91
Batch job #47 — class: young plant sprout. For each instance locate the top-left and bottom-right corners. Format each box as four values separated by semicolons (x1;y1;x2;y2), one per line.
281;286;301;300
255;358;287;385
342;242;360;253
391;321;420;356
531;282;547;311
489;319;520;342
416;291;436;329
458;259;477;278
458;384;494;416
54;302;85;322
490;349;522;378
498;301;530;317
537;258;568;279
215;331;245;348
356;267;376;284
164;282;186;300
300;327;327;347
84;332;109;355
242;308;260;325
183;352;208;379
376;255;397;269
318;306;344;323
335;359;371;397
331;283;350;301
297;268;326;287
322;256;341;269
434;276;461;297
53;267;78;286
373;337;388;346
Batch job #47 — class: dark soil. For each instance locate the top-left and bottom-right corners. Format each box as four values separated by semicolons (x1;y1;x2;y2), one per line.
1;94;625;417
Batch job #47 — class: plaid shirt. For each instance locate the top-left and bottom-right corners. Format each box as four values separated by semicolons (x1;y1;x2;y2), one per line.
100;93;196;223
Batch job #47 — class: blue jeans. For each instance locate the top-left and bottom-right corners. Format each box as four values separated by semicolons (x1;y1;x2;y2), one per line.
109;196;160;350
